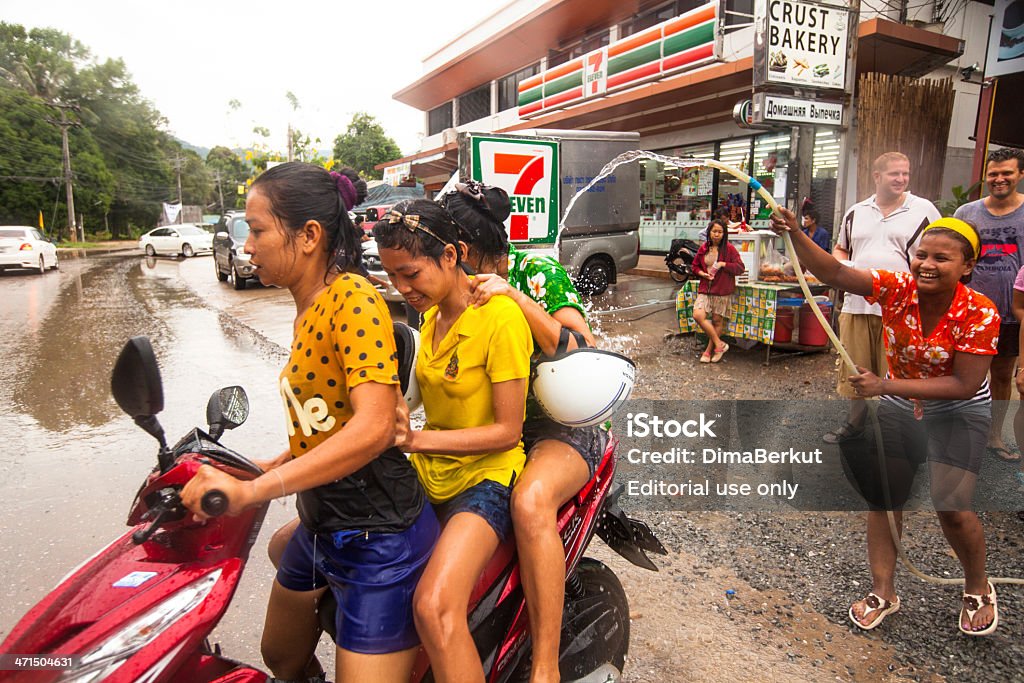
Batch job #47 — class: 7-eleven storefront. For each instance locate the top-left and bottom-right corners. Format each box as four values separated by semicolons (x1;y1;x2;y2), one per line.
389;0;963;252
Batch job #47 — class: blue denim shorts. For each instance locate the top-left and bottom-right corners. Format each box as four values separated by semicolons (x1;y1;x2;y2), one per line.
523;417;608;478
275;505;439;653
432;478;513;543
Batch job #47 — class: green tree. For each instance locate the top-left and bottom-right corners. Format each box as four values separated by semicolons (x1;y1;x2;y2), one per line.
205;146;250;211
332;112;401;179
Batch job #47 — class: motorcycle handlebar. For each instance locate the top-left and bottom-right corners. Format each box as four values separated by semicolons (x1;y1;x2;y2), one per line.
201;490;228;517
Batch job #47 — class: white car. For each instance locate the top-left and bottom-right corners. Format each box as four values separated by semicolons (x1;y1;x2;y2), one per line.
139;224;213;257
0;226;59;273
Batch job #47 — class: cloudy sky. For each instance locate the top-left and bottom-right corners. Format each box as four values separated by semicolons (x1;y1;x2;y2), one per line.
1;0;496;156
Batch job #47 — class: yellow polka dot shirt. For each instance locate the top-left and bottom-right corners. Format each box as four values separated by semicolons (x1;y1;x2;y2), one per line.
279;273;399;455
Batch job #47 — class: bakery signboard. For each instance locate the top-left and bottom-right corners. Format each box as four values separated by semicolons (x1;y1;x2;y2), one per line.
753;0;851;91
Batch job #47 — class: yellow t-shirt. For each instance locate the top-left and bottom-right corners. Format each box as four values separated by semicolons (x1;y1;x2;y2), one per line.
411;295;533;503
279;274;398;455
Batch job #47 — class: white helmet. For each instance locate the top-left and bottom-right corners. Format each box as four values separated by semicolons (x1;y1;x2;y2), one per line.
532;348;636;427
392;322;421;411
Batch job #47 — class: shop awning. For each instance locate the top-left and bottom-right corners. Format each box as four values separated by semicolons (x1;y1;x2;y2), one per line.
500;18;963;137
856;18;965;79
378;142;459;182
394;0;641;111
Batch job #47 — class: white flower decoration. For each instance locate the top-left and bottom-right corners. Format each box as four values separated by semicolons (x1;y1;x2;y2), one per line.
566;291;580;304
904;314;918;329
900;345;919;363
527;272;547;299
925;346;949;365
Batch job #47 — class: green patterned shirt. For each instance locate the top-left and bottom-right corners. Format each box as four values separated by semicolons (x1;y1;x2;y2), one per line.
506;244;590;422
506;244;588;322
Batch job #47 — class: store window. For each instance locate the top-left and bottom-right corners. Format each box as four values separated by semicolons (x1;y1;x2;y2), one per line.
498;63;540;112
427;102;452;136
456;85;491;125
716;137;754;223
811;128;841;232
638;143;716;251
621;0;707;37
548;30;609;67
725;0;754;27
750;132;791;222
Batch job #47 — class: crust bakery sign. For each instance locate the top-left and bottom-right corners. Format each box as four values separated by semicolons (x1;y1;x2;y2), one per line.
754;0;850;91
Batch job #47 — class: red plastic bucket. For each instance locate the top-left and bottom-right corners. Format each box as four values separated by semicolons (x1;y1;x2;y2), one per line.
799;300;833;346
774;306;796;343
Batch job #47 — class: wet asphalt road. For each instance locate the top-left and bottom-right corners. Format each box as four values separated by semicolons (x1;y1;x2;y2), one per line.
2;252;1023;682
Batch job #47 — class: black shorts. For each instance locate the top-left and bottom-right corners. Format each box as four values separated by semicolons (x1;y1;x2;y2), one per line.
996;320;1020;357
522;417;608;478
839;401;989;510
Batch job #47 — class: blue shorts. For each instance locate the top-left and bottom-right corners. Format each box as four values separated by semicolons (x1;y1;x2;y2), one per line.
523;416;608;478
432;478;513;543
276;505;439;653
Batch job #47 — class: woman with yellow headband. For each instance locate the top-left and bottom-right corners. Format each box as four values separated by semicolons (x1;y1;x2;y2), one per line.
771;208;1002;636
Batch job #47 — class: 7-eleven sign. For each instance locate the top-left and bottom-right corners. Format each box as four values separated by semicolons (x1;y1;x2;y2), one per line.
471;137;559;243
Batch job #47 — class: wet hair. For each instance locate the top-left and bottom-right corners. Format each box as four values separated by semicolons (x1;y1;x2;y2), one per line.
872;152;909;173
250;162;367;278
441;182;511;259
706;218;730;247
986;147;1024;172
803;207;820;224
920;219;980;283
372;199;462;265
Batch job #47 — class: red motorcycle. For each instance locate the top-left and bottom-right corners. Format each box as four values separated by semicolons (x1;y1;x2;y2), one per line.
1;334;664;683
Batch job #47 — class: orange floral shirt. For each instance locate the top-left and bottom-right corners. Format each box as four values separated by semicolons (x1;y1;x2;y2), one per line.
866;269;999;387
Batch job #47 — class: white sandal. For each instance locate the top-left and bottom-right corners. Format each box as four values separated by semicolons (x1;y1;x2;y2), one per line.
959;581;998;636
848;592;900;630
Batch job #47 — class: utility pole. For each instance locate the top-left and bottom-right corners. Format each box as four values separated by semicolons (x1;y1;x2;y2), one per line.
287;123;294;162
47;104;82;242
213;171;225;213
173;155;184;223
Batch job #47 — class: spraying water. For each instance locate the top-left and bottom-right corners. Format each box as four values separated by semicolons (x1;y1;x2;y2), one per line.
556;149;856;373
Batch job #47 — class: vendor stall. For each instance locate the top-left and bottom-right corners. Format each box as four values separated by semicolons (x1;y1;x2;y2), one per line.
676;281;834;362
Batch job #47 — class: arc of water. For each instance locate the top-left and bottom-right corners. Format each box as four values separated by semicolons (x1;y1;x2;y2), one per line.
558;150;856;373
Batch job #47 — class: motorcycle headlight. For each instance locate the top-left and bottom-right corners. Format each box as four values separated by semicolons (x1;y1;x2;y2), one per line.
58;569;222;683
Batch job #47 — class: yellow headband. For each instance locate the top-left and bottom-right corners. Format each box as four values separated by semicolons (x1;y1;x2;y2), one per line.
923;217;980;259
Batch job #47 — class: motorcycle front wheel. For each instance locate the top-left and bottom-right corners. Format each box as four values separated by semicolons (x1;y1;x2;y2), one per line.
512;557;630;683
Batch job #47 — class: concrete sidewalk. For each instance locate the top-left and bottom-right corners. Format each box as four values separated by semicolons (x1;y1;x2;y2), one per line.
626;253;672;280
57;241;139;259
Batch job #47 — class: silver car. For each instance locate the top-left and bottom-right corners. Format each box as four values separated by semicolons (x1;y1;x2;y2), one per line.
361;238;403;302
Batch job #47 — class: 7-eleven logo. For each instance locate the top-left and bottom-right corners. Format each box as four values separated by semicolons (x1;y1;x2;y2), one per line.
585;48;607;97
475;140;558;242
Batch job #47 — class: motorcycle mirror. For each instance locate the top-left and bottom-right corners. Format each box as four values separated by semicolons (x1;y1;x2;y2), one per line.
206;386;249;441
111;337;168;459
111;337;164;418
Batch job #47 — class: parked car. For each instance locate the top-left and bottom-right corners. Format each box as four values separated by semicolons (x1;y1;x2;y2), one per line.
361;238;402;302
0;226;58;273
138;224;213;257
211;210;256;290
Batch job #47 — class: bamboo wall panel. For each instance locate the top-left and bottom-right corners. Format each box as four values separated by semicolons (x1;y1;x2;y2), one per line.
856;73;955;202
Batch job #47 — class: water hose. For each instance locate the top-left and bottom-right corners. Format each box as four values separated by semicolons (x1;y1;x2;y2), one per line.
561;151;1024;589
